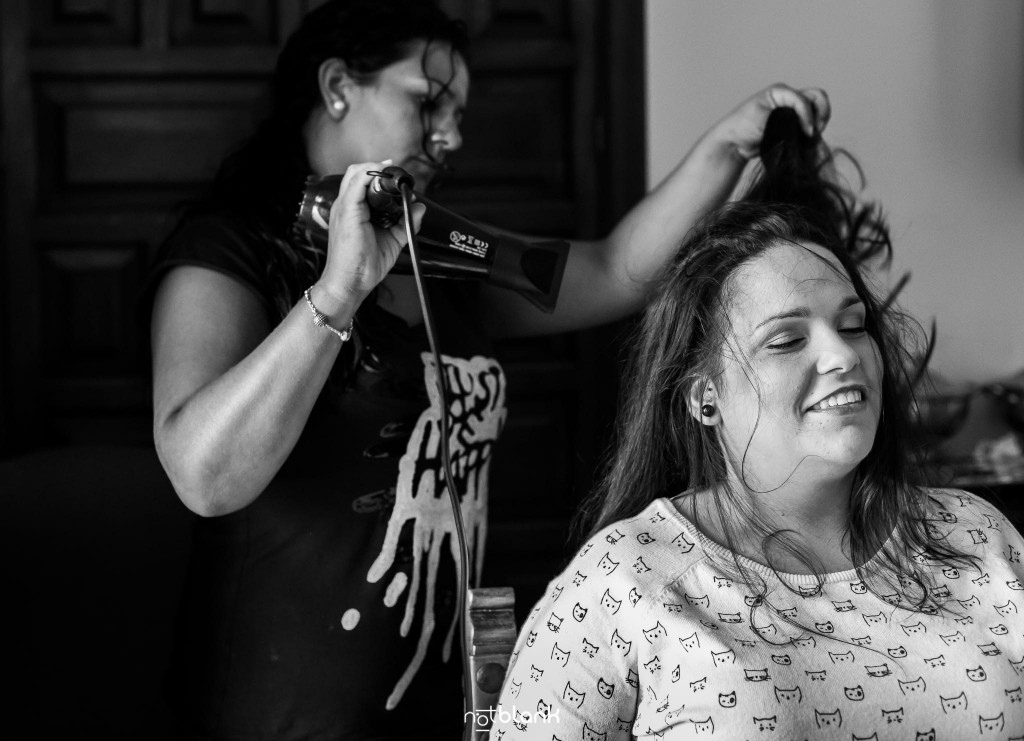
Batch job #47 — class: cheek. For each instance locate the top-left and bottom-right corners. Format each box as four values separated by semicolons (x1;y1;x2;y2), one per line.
862;338;885;403
716;366;754;420
357;101;423;156
717;367;781;445
721;361;802;424
854;332;881;374
390;99;427;140
375;115;418;153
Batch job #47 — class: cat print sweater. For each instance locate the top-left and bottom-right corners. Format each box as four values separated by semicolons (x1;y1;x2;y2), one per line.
489;489;1024;740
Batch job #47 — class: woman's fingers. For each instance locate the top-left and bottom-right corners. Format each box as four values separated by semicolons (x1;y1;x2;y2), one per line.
801;87;831;133
332;162;383;220
320;161;425;293
763;83;830;136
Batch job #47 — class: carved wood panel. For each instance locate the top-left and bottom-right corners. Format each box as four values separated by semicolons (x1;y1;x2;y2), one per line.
170;0;278;46
31;0;139;46
35;79;269;204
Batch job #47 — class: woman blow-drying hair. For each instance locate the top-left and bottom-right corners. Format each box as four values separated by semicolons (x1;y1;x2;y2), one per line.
144;0;832;737
489;108;1024;739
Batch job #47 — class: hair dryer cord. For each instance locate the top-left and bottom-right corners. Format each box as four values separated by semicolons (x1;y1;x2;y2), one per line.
399;187;476;738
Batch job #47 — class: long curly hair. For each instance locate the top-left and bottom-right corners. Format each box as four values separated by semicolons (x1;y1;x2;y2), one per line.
576;108;976;611
181;0;468;321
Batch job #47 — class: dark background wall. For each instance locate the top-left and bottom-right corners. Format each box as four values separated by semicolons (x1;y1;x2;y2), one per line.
0;1;645;736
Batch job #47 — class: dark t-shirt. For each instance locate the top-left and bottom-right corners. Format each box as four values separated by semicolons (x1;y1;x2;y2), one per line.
151;214;507;740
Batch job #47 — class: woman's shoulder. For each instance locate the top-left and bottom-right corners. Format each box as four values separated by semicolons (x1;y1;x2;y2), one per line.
922;486;1009;523
158;209;265;263
920;486;1022;554
147;208;285;313
518;499;704;643
559;499;706;594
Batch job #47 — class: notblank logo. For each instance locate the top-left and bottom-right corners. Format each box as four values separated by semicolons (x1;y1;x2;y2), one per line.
466;705;562;728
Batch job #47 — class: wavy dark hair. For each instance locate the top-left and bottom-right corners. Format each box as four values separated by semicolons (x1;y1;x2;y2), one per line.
576;108;976;612
179;0;468;321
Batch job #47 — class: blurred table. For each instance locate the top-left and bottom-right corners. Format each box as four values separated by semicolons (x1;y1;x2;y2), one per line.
925;452;1024;530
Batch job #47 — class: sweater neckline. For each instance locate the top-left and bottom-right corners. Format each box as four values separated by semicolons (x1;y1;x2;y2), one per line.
655;496;892;587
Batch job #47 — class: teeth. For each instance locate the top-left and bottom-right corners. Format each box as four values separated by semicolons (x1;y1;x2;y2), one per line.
813;389;863;411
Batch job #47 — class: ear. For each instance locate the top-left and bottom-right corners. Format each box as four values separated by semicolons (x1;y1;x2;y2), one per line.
317;58;354;120
687;380;719;425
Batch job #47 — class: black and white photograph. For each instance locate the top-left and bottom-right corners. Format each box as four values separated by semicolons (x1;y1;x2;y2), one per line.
1;2;1022;739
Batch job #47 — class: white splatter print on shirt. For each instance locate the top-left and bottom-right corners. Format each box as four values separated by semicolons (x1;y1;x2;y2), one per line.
362;353;506;708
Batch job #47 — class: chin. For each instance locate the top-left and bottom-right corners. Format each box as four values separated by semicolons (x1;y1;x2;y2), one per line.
820;444;873;474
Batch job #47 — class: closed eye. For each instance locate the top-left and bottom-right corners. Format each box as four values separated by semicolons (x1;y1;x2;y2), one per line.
767;336;803;351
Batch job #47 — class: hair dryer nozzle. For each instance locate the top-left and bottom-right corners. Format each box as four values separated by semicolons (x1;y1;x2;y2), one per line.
487;236;569;313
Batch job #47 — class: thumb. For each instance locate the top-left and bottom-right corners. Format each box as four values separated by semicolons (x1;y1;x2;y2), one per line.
406;202;427;236
384;201;426;247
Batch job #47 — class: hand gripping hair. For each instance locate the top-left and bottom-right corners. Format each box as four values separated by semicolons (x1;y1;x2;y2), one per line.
746;105;893;272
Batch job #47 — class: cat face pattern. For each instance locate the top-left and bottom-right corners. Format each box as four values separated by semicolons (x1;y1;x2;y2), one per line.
489;491;1024;740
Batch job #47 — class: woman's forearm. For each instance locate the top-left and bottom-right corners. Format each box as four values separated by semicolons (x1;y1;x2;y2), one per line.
481;85;829;338
602;128;746;288
484;131;745;337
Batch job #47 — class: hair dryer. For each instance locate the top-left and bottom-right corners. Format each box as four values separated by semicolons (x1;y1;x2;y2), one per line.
293;166;570;313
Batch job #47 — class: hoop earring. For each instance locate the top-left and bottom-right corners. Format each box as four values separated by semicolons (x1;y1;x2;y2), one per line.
700;404;715;418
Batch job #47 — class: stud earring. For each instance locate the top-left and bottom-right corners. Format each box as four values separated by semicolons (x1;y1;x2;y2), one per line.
700;404;715;418
332;99;346;113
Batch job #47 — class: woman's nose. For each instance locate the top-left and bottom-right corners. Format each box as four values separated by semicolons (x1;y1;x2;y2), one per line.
815;330;861;375
436;123;460;154
433;116;462;154
447;123;463;152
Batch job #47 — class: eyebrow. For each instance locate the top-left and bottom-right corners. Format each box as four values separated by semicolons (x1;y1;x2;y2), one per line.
754;295;864;331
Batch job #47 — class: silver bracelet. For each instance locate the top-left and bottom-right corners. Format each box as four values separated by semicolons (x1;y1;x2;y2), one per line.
304;287;354;342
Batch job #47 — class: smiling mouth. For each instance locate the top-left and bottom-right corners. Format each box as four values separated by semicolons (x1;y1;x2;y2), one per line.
809;388;864;412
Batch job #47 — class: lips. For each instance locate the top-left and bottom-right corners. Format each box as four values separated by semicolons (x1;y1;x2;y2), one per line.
808;386;865;412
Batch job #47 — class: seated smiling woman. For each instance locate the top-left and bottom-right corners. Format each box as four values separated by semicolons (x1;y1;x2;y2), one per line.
488;178;1024;736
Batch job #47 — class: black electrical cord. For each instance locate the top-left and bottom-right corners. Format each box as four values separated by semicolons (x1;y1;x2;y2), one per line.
398;185;476;738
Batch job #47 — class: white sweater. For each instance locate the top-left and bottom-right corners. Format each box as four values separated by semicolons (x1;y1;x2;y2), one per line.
490;489;1024;740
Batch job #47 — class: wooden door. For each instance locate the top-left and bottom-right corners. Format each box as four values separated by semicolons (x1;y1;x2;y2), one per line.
0;0;645;628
